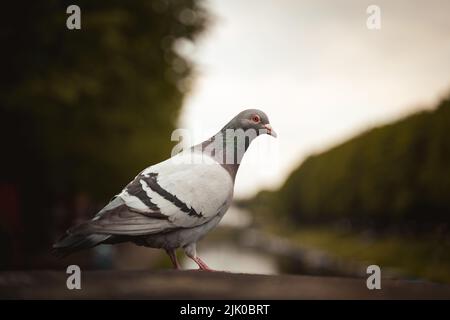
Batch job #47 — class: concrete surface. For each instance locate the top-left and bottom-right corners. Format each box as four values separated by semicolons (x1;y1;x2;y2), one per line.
1;270;450;299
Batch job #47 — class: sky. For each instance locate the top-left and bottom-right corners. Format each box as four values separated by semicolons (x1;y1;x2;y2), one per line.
178;0;450;198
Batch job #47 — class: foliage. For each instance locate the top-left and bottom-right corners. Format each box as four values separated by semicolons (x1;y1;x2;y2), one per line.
243;95;450;232
0;0;208;253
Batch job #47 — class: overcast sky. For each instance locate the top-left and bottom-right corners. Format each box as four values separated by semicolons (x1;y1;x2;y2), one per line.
178;0;450;198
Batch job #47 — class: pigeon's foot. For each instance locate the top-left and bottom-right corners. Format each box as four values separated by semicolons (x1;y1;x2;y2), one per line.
166;249;181;270
183;243;214;271
193;257;213;271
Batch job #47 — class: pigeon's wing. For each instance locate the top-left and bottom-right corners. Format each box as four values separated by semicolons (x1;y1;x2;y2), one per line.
82;153;233;236
72;196;175;236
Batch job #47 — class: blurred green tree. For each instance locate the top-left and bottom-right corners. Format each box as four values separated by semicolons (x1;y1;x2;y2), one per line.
243;95;450;233
0;0;208;259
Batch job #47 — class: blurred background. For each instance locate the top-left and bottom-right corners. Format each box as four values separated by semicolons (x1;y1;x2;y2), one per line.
1;0;450;284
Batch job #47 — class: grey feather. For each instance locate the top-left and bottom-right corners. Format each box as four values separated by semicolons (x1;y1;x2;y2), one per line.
52;233;110;258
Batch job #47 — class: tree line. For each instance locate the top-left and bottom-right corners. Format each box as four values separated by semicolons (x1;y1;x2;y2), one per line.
242;94;450;234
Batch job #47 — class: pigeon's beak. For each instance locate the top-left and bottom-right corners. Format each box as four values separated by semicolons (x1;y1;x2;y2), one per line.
264;124;277;138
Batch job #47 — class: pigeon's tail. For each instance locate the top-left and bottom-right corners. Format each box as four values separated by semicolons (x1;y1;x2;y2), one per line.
52;226;110;258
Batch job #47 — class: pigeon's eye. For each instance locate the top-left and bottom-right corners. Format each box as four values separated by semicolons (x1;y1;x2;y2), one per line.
252;115;261;123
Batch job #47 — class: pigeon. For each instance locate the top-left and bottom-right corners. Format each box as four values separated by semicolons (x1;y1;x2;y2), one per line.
53;109;277;270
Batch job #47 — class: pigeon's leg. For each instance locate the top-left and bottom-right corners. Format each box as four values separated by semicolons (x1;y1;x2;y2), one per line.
183;243;213;271
166;248;181;270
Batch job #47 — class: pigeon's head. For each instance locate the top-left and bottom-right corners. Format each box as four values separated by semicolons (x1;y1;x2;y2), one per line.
226;109;277;138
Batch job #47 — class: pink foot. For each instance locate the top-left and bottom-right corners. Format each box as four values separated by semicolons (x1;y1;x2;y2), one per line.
194;257;214;271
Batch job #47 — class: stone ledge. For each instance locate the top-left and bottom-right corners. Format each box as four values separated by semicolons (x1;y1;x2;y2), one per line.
1;270;450;299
